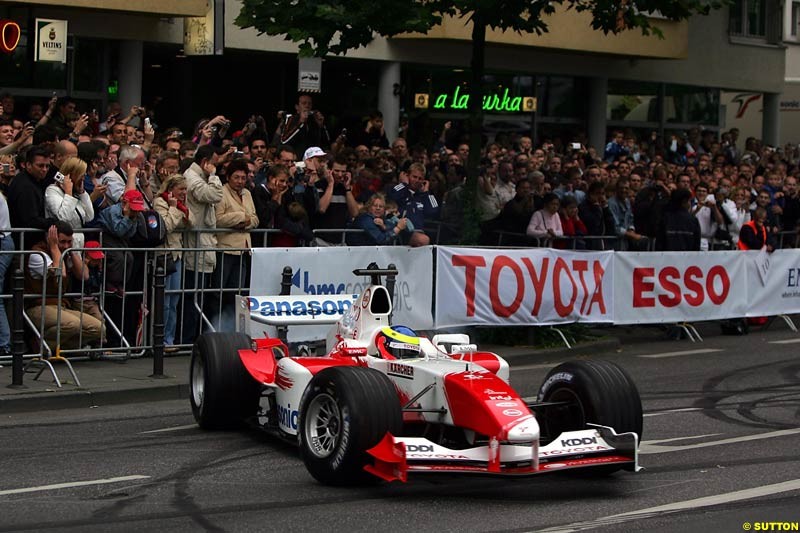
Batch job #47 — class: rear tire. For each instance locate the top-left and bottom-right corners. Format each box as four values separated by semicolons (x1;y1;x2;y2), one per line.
298;366;402;485
537;360;642;474
190;332;261;429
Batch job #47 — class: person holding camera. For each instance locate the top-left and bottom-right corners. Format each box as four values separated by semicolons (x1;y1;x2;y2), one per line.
692;182;724;251
44;156;93;249
279;93;330;155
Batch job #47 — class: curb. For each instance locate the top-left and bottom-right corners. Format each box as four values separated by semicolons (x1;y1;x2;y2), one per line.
496;337;622;366
0;382;190;414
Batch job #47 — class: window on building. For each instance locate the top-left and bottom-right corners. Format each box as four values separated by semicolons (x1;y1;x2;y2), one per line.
791;1;800;37
730;0;782;43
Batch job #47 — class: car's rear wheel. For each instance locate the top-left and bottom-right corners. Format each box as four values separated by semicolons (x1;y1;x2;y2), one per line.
537;360;642;474
298;366;401;485
190;332;261;429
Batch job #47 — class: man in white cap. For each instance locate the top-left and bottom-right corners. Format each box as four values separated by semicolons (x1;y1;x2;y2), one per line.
302;147;359;245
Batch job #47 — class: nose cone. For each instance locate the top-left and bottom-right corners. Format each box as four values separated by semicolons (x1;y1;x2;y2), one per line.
506;416;540;442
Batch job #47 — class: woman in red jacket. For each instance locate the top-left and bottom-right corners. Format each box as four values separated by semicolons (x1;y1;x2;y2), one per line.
556;196;587;250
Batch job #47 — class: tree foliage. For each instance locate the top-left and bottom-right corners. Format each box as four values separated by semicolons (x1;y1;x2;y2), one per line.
236;0;728;58
236;0;729;243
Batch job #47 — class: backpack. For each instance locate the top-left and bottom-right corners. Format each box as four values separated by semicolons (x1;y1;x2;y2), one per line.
131;209;167;248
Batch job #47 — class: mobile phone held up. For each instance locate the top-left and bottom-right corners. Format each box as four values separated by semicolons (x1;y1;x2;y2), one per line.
54;171;66;185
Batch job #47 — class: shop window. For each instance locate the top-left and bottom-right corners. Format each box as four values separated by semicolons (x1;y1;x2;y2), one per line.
0;32;67;89
537;76;583;118
607;80;659;123
664;85;719;125
73;38;105;93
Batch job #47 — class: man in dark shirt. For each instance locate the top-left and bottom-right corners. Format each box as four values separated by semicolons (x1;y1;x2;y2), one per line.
6;145;52;249
658;188;701;251
388;161;441;247
312;152;359;244
578;181;615;250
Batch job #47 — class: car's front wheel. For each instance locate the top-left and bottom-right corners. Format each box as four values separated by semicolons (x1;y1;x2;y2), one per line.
537;360;642;470
298;366;402;485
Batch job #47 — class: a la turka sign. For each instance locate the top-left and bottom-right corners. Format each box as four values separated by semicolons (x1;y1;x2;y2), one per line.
0;20;21;54
35;18;67;63
430;86;536;113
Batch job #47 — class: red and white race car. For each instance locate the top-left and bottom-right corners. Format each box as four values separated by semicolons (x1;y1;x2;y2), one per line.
190;265;642;485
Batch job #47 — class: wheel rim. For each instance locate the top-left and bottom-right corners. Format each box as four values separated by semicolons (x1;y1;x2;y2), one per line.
542;387;586;442
304;393;341;459
191;354;205;408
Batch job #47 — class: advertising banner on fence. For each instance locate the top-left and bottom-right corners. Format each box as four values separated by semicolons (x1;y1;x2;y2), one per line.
250;246;434;341
435;247;614;327
613;251;747;324
746;249;800;317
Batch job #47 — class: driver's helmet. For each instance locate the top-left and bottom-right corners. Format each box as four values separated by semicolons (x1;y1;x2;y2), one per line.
376;325;421;359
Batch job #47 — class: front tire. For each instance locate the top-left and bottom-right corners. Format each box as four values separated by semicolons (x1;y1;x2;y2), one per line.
537;360;643;444
190;332;261;429
298;366;402;485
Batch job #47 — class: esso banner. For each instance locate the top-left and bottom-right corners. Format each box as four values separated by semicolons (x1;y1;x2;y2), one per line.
250;246;434;341
745;250;800;317
614;251;746;324
435;247;614;327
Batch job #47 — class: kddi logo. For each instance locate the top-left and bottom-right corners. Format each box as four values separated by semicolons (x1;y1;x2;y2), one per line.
560;437;597;447
406;444;434;453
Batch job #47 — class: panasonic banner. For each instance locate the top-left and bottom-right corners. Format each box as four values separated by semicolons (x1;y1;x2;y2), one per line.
250;246;434;341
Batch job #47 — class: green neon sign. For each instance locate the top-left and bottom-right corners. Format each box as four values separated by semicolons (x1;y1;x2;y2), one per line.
432;86;534;113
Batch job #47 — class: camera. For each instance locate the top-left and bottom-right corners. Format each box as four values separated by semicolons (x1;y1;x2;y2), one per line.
571;143;581;150
2;163;9;174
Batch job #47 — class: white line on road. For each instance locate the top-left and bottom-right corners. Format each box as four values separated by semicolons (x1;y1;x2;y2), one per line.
637;348;722;359
639;427;800;455
642;433;721;445
139;424;197;434
768;338;800;344
643;407;704;417
535;478;800;533
0;475;150;497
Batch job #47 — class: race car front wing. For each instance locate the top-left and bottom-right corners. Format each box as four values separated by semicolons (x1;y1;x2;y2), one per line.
365;425;640;483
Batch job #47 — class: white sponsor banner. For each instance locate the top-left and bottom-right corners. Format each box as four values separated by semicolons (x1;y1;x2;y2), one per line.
614;251;747;324
746;249;800;317
250;246;433;341
435;247;614;327
34;19;67;63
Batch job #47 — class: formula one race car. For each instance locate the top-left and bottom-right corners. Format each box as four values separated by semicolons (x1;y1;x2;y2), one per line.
190;265;642;485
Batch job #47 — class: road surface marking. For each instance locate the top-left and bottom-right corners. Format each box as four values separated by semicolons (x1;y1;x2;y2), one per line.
637;348;722;359
642;433;721;445
536;478;800;533
139;424;197;434
643;407;703;417
0;475;150;497
639;427;800;455
512;362;560;371
768;338;800;344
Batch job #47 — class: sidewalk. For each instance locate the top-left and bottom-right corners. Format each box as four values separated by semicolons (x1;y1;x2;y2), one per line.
0;337;620;414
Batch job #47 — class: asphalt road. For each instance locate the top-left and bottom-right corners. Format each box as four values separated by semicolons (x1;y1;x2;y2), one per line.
1;326;799;533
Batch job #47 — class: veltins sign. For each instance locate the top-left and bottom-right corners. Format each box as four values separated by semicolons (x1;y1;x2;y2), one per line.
35;18;67;63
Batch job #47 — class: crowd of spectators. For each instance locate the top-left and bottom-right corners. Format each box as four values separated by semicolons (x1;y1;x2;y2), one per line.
1;88;799;354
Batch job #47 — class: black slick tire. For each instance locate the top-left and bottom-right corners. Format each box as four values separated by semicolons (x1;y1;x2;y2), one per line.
190;332;261;429
298;366;401;485
537;360;643;444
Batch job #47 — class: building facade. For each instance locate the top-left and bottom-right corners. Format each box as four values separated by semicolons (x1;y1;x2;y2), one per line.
0;0;789;147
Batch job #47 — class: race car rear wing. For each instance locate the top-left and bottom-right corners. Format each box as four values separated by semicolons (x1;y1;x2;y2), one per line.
235;294;358;337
